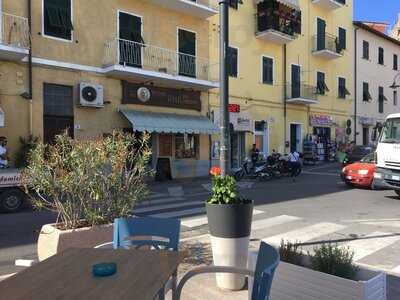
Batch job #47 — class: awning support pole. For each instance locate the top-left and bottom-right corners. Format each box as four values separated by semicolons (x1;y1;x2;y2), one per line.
219;0;230;176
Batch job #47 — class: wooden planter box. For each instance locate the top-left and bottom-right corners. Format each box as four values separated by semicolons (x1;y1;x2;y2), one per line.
37;223;113;261
248;251;386;300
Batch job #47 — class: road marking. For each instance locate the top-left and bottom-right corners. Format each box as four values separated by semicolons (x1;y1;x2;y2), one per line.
135;200;203;214
342;231;400;261
251;215;302;231
138;197;185;207
262;222;346;246
363;221;400;228
15;259;36;267
147;192;168;200
181;209;264;228
0;273;16;281
303;171;339;177
168;186;184;197
202;181;254;192
391;265;400;275
154;207;205;219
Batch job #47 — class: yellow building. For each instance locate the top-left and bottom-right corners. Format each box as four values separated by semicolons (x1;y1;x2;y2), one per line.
0;0;220;178
209;0;354;167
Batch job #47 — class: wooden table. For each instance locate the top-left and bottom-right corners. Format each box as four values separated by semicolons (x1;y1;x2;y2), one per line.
0;248;184;300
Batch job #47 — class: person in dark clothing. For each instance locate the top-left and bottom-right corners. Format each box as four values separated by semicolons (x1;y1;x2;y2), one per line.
250;144;260;172
288;150;300;181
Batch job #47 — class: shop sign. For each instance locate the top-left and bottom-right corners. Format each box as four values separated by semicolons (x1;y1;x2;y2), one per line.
122;81;201;111
228;104;240;113
310;114;335;126
213;110;253;132
359;116;375;126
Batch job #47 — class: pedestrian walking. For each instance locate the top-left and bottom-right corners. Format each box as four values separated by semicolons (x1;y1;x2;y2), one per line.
288;150;300;182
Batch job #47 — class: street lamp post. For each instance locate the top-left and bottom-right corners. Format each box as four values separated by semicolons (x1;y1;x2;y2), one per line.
390;73;400;89
219;0;230;177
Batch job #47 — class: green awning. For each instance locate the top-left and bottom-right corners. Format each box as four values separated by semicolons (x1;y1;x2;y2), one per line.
120;109;219;134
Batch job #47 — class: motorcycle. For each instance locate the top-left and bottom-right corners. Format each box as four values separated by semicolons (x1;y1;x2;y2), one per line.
233;158;273;182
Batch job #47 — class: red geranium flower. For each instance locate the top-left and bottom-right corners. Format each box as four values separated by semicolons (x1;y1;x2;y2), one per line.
210;166;221;176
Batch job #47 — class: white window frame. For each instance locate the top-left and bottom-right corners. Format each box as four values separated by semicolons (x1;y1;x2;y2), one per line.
176;26;198;77
117;10;144;66
261;55;274;85
41;0;74;43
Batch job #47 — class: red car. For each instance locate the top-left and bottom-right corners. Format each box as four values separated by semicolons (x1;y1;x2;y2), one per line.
341;153;376;188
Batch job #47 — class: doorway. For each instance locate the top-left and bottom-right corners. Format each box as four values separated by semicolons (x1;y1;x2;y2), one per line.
230;132;245;169
290;124;302;153
43;84;74;145
317;17;326;51
254;121;269;158
363;127;369;146
178;28;196;78
291;65;301;98
118;11;143;68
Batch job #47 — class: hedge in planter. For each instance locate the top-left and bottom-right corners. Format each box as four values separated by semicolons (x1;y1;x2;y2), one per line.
23;131;152;260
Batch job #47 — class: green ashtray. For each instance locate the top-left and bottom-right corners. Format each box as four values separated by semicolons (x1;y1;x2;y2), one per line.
92;262;117;277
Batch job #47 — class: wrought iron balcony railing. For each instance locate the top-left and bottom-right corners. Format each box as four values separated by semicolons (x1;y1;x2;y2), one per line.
0;13;30;49
104;38;218;83
256;1;301;37
312;33;344;55
286;84;318;102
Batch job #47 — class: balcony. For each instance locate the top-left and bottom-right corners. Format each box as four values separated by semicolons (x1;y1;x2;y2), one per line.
312;33;344;59
143;0;218;19
0;13;30;61
286;84;318;105
312;0;345;10
103;39;219;90
255;1;301;45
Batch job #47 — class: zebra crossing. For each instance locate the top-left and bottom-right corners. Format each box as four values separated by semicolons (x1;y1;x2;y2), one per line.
136;184;400;276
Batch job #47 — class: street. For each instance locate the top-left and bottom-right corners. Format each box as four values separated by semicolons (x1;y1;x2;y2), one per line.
2;163;400;298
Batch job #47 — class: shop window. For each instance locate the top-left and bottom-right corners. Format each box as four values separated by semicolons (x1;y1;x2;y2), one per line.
338;77;350;99
227;46;238;78
378;47;384;65
363;82;372;102
43;0;73;40
175;134;199;159
262;56;273;85
362;40;369;60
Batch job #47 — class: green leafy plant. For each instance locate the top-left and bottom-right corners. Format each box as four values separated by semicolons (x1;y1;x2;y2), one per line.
310;243;358;280
207;175;248;204
279;240;303;266
15;135;40;168
23;131;152;229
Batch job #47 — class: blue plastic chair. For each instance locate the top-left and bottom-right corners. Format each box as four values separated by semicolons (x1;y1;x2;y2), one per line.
113;216;180;251
176;242;279;300
112;217;181;300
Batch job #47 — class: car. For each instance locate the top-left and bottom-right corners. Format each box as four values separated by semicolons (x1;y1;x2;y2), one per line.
341;153;376;188
343;146;374;166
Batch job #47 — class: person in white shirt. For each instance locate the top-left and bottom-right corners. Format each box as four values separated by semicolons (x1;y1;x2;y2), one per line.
288;150;300;181
0;137;9;168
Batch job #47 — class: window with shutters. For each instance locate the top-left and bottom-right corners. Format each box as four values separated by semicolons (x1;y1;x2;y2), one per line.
378;47;384;65
316;71;329;95
262;56;273;85
378;86;385;113
338;77;350;99
394;90;398;106
229;0;243;9
338;27;346;51
43;0;73;40
362;82;372;102
394;54;398;70
227;46;238;78
362;40;369;60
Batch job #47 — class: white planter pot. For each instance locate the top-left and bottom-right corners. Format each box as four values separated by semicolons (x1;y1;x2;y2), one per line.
37;223;113;261
206;202;254;291
248;251;387;300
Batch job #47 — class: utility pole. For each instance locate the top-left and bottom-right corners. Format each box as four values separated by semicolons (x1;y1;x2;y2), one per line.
219;0;230;176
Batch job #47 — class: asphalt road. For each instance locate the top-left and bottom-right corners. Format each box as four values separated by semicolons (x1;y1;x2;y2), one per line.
1;163;400;298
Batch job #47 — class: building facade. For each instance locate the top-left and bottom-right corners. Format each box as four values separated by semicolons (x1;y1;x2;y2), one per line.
354;21;400;146
209;0;354;168
0;0;220;178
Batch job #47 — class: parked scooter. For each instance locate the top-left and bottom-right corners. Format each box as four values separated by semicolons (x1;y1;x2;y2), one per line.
233;158;273;182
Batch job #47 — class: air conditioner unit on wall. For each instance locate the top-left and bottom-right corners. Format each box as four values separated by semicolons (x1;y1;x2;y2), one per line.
79;83;104;108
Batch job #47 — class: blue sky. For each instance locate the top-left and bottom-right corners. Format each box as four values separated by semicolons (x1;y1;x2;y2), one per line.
354;0;400;29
